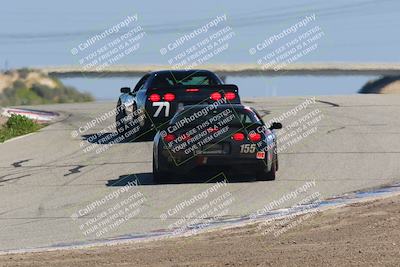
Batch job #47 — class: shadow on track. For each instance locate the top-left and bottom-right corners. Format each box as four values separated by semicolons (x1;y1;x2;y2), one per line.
82;131;154;144
106;168;258;186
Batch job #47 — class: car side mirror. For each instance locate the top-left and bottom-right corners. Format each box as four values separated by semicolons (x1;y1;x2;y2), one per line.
120;87;131;94
270;122;282;130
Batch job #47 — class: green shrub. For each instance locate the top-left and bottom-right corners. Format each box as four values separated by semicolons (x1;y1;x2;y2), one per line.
0;115;42;143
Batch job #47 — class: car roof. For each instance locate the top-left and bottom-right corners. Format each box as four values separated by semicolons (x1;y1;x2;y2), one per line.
149;69;214;75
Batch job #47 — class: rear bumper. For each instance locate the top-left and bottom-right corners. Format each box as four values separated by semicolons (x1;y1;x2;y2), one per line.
158;150;269;174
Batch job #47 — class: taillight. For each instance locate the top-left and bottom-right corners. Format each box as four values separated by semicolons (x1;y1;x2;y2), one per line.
224;92;236;101
186;88;199;92
248;132;262;142
164;134;175;142
163;93;175;102
149;93;161;102
210;92;222;101
232;132;245;141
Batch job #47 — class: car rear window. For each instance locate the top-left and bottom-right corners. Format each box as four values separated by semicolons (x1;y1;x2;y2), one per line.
171;107;261;126
151;72;221;87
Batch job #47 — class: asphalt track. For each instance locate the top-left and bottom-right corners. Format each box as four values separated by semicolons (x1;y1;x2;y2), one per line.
0;94;399;252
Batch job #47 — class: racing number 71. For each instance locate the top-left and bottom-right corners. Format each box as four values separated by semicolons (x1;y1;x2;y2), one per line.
153;102;170;117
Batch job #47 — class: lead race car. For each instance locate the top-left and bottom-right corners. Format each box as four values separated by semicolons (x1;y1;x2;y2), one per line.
153;104;282;183
116;70;241;138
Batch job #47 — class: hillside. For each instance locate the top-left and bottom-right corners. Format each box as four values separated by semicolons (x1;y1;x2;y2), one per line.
0;69;93;106
359;76;400;94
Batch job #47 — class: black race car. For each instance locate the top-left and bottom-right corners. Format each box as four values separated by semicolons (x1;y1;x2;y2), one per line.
153;104;282;183
115;70;241;138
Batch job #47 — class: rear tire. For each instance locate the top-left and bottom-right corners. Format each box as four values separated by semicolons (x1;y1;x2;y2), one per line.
116;118;125;134
116;102;126;135
131;106;153;140
153;154;169;184
257;155;276;181
118;105;151;140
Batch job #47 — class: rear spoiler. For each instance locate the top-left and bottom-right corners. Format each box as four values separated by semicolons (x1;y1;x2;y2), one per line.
148;84;239;93
148;84;241;104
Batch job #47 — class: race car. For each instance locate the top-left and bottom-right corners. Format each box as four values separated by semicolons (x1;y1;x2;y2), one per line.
115;70;241;137
153;104;282;183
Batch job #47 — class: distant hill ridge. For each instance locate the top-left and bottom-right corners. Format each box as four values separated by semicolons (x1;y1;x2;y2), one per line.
359;76;400;94
0;69;93;106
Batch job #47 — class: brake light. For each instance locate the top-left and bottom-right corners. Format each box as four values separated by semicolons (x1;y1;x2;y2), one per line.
249;132;262;142
186;88;199;92
210;92;222;101
224;92;236;101
232;132;245;141
149;93;161;102
164;134;175;142
163;93;175;102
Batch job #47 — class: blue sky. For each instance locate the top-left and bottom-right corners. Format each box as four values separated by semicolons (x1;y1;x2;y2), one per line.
0;0;399;98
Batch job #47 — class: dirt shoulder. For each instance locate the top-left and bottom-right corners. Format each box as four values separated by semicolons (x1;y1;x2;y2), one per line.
1;195;400;267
